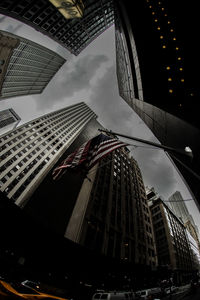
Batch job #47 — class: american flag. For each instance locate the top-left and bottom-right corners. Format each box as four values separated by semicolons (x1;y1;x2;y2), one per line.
52;133;129;180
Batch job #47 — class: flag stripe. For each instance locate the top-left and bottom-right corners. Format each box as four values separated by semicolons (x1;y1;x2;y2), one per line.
88;140;127;163
88;142;128;169
52;133;129;180
87;139;122;162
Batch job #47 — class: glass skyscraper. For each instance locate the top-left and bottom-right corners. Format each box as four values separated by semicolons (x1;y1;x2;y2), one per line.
114;1;200;209
0;102;97;207
168;191;193;224
0;30;65;99
168;191;200;242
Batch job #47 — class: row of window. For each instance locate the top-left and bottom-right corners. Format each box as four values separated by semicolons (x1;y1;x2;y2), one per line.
1;108;91;167
0;104;87;147
7;61;59;74
0;105;94;202
2;116;91;200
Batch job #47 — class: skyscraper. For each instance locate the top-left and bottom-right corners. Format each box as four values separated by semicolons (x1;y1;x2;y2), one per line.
66;145;157;269
168;191;193;224
0;30;65;100
0;102;97;207
0;0;115;56
114;0;200;208
114;0;192;124
23;117;105;236
0;108;21;135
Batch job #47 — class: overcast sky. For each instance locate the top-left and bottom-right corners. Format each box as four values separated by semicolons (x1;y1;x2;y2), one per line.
0;14;200;232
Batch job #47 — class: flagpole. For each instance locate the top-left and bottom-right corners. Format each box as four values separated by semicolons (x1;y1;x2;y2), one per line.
98;129;200;182
98;129;193;159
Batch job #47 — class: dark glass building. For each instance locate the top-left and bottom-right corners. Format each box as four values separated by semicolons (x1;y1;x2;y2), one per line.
114;0;200;209
0;0;114;56
115;0;199;125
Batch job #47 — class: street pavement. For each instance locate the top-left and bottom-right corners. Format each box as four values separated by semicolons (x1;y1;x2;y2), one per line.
164;285;200;300
179;286;200;300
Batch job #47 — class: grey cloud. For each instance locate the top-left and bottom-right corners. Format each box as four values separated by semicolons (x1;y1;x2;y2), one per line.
36;53;109;110
133;147;177;198
4;23;23;34
88;65;135;129
88;64;177;198
61;54;108;90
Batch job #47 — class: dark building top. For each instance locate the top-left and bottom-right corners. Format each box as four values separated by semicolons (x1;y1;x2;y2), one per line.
116;0;199;129
0;0;114;56
115;0;200;209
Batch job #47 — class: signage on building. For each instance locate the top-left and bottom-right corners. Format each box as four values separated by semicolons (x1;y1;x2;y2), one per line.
49;0;84;19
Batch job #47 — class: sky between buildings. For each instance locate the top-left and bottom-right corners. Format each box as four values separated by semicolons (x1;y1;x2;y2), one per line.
0;14;200;232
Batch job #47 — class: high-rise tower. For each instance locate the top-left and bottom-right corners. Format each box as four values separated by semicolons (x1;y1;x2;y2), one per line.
0;30;65;100
114;0;200;208
0;102;97;207
168;191;193;224
66;143;157;270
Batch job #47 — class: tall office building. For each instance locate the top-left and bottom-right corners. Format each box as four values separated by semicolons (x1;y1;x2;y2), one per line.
0;108;21;136
114;0;189;123
0;30;65;100
0;102;97;207
114;0;200;208
23;117;104;236
147;187;200;284
0;0;115;56
66;143;157;270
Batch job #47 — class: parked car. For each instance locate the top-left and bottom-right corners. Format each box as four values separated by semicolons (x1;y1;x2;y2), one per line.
164;286;178;294
92;291;135;299
138;287;162;299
